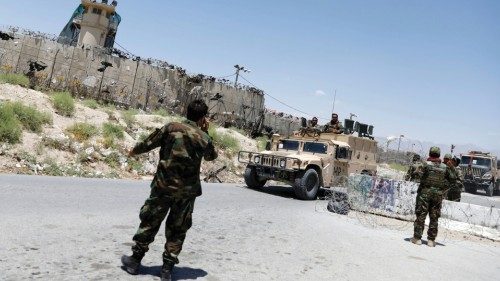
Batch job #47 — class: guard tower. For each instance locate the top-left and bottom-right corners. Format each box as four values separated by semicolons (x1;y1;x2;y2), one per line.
69;0;120;48
59;1;121;48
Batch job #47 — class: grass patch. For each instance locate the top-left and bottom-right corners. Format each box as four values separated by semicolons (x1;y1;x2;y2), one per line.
82;99;99;109
122;109;138;127
137;132;149;142
208;126;240;157
5;101;52;133
43;158;64;177
0;104;22;144
152;108;169;117
128;158;143;172
256;136;269;151
104;152;121;168
0;73;29;87
102;122;124;140
389;162;409;172
66;122;99;142
51;91;75;117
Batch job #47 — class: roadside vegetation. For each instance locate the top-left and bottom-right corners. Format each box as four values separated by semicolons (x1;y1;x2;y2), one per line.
82;99;99;109
208;125;241;157
66;122;99;142
51;91;75;117
0;73;29;87
0;102;52;144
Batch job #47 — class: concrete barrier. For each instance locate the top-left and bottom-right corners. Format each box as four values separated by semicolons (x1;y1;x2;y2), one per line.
344;175;500;230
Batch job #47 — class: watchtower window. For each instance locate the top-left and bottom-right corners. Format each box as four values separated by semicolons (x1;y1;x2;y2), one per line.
92;8;102;15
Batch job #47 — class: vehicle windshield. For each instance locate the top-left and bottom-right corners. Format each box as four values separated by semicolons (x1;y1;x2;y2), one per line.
278;140;300;151
461;156;491;167
303;142;328;154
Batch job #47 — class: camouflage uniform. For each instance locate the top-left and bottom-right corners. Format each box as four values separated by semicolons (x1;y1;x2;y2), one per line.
446;166;463;202
324;121;344;134
405;160;423;182
413;159;455;241
130;120;218;266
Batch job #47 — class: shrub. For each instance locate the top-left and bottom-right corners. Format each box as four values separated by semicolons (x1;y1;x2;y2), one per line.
105;152;121;168
0;104;22;144
102;122;125;140
152;108;169;117
209;126;240;157
0;73;29;87
128;158;143;172
389;162;408;172
82;99;99;109
43;158;64;177
51;91;75;117
66;122;99;142
102;137;117;149
6;101;52;133
122;109;137;127
256;136;269;151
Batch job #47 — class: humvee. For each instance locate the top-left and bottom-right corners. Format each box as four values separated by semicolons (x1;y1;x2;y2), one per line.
459;151;500;197
238;123;377;200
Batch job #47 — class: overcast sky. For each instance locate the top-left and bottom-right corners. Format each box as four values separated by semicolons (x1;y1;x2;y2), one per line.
1;0;499;152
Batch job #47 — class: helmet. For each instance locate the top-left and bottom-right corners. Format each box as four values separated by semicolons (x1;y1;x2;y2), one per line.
444;153;452;160
429;146;441;157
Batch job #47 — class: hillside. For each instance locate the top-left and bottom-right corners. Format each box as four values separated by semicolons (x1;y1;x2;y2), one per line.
0;82;253;183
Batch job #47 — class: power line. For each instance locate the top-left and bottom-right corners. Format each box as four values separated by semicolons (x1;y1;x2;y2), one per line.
238;74;330;121
114;40;134;56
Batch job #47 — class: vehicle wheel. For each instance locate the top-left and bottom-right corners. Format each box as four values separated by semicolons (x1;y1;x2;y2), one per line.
244;167;266;189
486;183;494;197
293;169;320;200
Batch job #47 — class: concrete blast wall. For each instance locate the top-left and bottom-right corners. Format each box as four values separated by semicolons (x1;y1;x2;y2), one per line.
0;32;270;126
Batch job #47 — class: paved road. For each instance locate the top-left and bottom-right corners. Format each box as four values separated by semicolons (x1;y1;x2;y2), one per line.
460;191;500;208
0;174;499;281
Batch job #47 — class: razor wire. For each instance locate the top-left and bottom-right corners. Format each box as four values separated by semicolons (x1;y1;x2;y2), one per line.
316;173;500;240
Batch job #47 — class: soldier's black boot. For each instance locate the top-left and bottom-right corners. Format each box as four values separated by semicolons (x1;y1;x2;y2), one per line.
161;262;174;281
121;254;142;275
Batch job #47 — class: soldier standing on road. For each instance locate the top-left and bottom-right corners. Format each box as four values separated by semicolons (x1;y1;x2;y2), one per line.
121;99;218;281
405;154;422;182
411;147;455;247
447;156;463;202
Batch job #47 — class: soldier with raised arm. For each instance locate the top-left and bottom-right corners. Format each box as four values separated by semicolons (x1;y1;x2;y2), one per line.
121;100;218;281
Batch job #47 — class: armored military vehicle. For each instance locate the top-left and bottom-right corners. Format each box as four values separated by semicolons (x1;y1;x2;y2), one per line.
459;151;500;196
238;119;377;200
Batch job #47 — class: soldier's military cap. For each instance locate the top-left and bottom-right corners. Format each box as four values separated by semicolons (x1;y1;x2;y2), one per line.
444;153;452;159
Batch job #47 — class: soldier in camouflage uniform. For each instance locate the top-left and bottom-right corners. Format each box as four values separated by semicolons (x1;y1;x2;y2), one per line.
405;154;422;182
446;156;463;202
323;113;344;134
411;147;455;247
121;100;218;281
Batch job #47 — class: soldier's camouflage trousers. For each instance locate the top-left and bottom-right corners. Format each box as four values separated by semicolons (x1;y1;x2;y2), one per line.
413;189;443;241
131;185;195;265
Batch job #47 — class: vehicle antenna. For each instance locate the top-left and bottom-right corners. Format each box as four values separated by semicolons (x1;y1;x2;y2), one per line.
331;89;337;113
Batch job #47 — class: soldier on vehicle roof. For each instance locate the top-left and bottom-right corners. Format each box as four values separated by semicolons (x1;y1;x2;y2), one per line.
323;113;343;134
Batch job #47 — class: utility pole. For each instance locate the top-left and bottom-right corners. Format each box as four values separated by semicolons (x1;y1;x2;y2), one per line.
234;64;250;87
397;134;404;154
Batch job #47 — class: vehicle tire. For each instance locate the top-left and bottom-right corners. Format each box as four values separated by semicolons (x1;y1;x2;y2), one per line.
293;169;320;200
465;184;476;194
486;183;494;197
244;166;266;189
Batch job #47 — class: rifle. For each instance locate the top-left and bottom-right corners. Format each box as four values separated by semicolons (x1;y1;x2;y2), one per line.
203;165;227;183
